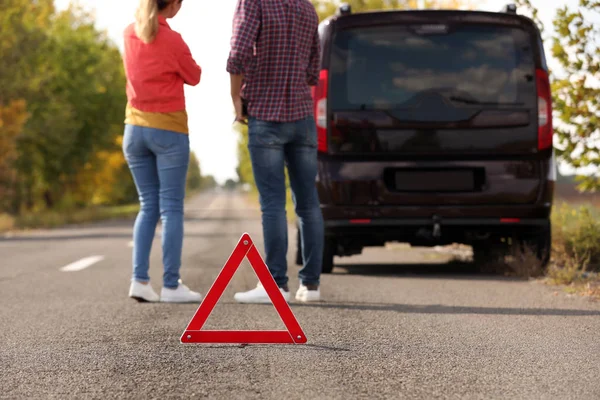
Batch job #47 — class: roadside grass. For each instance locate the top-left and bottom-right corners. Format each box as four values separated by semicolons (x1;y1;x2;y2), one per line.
9;204;140;231
543;201;600;300
494;200;600;300
0;213;15;232
472;243;545;279
505;245;545;279
0;189;212;234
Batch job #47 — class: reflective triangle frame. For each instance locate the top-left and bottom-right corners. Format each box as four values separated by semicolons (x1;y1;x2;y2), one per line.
180;233;307;344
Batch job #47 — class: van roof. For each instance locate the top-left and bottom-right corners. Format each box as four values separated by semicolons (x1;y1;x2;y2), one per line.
320;8;541;35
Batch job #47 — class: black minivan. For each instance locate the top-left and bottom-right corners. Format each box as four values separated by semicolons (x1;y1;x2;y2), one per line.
297;3;555;273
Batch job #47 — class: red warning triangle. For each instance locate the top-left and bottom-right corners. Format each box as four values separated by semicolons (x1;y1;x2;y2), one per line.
180;233;307;344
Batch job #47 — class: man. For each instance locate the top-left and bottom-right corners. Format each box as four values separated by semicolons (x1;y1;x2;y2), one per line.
227;0;324;303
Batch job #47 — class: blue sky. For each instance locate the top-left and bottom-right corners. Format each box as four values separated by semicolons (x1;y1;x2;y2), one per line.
54;0;580;183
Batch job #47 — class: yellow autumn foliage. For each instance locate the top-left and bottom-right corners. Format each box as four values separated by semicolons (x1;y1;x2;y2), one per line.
0;99;28;210
73;135;134;206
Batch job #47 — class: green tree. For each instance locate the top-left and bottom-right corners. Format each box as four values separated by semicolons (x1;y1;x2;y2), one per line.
517;0;600;192
24;5;127;208
0;0;55;212
0;1;128;212
0;100;27;212
202;175;218;190
224;179;238;190
551;0;600;191
0;0;55;102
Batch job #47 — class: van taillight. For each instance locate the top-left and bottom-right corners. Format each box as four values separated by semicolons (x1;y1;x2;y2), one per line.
536;69;553;150
313;69;329;152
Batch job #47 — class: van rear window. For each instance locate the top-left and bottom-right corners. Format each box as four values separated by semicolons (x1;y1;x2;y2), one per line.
329;24;536;110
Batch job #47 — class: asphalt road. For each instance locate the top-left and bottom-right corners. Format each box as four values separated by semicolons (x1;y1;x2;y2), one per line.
1;190;599;399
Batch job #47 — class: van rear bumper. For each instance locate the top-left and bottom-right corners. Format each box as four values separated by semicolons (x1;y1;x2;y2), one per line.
321;203;552;221
324;217;549;229
323;216;550;249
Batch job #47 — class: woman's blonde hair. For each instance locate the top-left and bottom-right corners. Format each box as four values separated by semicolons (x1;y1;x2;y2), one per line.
135;0;173;44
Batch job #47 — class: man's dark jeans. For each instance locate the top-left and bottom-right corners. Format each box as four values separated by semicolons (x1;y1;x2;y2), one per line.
247;115;324;287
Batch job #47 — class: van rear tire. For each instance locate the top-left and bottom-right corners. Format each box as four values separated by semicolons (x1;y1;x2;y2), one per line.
472;221;552;272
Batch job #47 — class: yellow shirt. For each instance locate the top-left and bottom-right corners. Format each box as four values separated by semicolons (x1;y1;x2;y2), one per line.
125;104;189;134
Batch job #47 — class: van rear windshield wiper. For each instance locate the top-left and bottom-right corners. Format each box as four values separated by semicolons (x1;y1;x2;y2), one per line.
448;96;523;106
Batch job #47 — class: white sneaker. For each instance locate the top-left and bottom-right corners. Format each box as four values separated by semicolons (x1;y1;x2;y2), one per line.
295;284;321;302
129;281;160;302
234;283;291;304
160;280;202;303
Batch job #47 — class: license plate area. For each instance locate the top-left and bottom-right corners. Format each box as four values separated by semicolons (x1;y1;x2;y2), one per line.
385;168;485;192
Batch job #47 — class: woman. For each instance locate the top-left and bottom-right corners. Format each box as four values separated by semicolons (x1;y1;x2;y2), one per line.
123;0;202;303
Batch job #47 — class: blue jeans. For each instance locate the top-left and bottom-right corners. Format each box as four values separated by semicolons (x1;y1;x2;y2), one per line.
122;125;190;289
248;116;324;287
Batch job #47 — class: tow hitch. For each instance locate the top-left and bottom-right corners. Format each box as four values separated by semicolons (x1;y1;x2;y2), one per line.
433;215;442;239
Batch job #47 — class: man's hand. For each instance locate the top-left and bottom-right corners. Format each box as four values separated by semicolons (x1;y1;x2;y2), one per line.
230;74;246;124
232;95;246;124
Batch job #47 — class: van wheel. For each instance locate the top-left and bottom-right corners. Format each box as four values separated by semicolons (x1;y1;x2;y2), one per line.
322;238;336;274
516;222;552;270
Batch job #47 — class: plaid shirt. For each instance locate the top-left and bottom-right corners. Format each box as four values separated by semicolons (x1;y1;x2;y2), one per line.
227;0;320;122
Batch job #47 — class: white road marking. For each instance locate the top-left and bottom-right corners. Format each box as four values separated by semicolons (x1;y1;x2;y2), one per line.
60;256;105;272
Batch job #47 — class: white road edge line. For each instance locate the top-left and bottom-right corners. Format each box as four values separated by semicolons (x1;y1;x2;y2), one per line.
60;256;105;272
